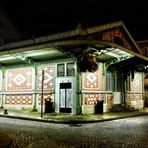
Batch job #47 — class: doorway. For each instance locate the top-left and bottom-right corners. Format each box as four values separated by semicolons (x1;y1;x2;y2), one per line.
55;77;77;114
59;82;72;113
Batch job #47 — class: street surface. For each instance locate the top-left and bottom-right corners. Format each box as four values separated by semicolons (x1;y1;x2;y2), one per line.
0;115;148;148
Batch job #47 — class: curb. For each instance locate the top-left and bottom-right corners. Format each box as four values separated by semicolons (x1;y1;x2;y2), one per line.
0;112;148;124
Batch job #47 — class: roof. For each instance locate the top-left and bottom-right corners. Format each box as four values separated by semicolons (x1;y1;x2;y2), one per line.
0;21;147;68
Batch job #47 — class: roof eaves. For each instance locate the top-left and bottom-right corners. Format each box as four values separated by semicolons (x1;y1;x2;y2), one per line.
85;21;123;34
121;22;143;55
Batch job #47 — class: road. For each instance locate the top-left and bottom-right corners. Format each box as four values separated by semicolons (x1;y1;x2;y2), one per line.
0;115;148;148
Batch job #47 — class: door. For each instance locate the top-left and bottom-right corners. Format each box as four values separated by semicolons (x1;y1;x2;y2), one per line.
59;82;72;113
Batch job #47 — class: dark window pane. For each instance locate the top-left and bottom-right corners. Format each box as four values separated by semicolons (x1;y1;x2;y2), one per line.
67;62;75;76
57;64;65;77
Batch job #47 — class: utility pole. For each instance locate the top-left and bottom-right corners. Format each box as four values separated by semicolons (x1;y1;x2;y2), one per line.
41;70;44;118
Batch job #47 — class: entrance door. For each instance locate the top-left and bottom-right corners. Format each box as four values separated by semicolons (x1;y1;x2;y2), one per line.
60;82;72;113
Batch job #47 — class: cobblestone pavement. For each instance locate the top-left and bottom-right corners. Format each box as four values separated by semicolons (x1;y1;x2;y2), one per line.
0;115;148;148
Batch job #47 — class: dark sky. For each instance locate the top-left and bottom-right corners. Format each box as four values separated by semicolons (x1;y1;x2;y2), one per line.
2;1;148;41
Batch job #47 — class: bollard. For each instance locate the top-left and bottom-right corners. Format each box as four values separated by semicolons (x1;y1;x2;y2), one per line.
4;109;8;114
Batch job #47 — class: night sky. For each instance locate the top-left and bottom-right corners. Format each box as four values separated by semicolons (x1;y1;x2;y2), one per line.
2;1;148;41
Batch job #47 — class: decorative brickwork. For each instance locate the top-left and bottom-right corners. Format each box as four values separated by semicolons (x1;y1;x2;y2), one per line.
5;95;33;105
130;73;143;101
125;93;130;101
106;93;113;103
83;93;99;105
102;30;131;49
38;94;54;105
5;67;34;92
131;74;142;91
38;65;54;92
82;71;99;91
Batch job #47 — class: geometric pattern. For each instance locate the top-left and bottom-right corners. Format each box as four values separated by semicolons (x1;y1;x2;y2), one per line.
87;73;97;83
134;94;142;100
83;93;112;105
102;29;132;49
5;95;33;105
126;93;142;102
38;94;54;105
0;70;2;91
106;93;113;103
125;93;130;101
83;94;100;105
82;70;99;91
13;74;26;85
38;65;54;92
131;73;142;91
5;67;33;92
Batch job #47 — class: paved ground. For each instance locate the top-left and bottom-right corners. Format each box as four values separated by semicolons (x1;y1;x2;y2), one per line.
0;108;148;123
0;115;148;148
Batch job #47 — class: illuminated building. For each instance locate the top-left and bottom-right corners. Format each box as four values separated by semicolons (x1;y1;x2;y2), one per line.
0;21;147;114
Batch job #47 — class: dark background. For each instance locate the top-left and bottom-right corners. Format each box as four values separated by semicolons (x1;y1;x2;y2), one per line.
1;1;148;41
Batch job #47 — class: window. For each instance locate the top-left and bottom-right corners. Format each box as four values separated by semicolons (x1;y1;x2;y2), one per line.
67;62;75;76
126;75;130;91
106;71;112;91
57;63;65;77
113;36;124;46
57;62;76;77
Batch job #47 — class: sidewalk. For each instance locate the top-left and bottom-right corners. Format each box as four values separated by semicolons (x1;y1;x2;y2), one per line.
0;108;148;124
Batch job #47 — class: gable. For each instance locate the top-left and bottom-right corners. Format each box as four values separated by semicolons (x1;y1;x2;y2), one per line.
102;29;132;50
84;21;142;55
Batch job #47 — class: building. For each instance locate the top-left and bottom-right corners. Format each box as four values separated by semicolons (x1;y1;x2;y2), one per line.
0;21;147;114
136;40;148;107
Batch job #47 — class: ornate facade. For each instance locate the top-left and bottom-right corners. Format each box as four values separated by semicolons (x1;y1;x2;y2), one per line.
0;21;147;114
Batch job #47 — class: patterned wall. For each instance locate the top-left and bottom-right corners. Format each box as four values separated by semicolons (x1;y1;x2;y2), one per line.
82;70;100;91
0;70;2;91
126;93;142;102
106;93;113;104
83;93;113;105
82;68;103;105
83;94;99;105
126;72;143;103
38;94;54;105
4;65;55;106
37;65;54;92
5;67;34;92
102;29;131;49
5;95;33;105
131;72;142;92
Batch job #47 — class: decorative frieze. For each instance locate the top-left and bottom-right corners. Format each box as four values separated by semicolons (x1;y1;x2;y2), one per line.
83;93;99;105
5;95;33;105
38;94;54;105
